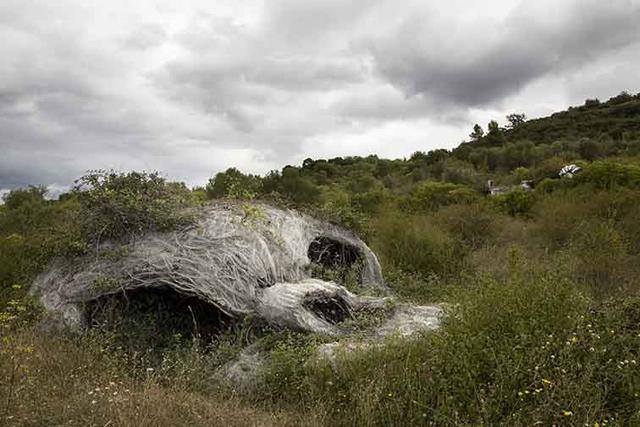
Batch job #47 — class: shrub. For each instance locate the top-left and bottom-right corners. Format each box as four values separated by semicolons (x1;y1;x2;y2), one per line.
404;181;478;212
1;185;47;210
206;168;262;199
370;213;463;279
432;202;498;249
491;188;535;216
74;171;195;243
578;160;640;189
568;220;628;297
0;192;84;306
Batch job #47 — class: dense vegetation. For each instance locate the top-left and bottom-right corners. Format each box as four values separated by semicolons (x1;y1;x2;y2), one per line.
2;91;640;425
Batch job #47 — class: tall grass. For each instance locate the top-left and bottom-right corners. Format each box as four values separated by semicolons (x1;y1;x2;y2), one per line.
0;329;324;426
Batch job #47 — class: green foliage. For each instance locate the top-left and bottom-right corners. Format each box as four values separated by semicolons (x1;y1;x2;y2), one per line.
506;113;526;129
313;186;369;236
432;202;498;249
491;188;535;216
74;170;195;243
0;189;85;307
469;123;484;141
568;220;628;296
371;213;464;280
206;167;262;199
278;167;321;205
405;181;478;212
1;186;47;210
578;160;640;189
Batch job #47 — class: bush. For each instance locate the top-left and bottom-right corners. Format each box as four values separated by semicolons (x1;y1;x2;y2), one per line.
578;160;640;189
206;168;262;199
491;188;535;216
0;192;84;306
568;220;628;297
1;186;47;210
432;202;498;249
404;181;478;212
74;171;195;243
370;213;464;280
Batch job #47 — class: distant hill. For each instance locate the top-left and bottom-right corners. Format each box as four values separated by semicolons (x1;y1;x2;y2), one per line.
468;91;640;148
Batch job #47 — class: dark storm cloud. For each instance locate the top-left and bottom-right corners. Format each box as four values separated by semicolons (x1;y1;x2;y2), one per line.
367;0;640;108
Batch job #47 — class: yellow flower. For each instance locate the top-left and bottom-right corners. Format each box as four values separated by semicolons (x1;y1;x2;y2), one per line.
541;379;553;385
562;410;573;416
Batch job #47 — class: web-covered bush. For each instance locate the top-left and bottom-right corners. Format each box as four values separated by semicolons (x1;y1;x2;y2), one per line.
74;170;195;243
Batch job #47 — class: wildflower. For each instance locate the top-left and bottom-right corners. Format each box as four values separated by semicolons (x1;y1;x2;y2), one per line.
541;379;553;385
146;367;154;372
562;410;573;416
91;400;97;405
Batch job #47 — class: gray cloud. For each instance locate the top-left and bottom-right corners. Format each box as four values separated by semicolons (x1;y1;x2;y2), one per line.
0;0;639;193
367;0;640;107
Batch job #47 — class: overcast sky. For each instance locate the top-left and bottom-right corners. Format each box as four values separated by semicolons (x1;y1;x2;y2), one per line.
1;0;639;195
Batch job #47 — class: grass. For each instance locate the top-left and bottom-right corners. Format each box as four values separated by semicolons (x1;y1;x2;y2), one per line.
1;329;324;427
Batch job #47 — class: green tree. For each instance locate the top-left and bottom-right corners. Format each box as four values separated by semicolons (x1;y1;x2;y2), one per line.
469;124;484;141
506;113;526;129
2;186;47;210
206;168;262;199
487;120;501;135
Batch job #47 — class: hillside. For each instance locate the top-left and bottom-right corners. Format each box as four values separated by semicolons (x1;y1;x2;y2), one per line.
2;92;640;426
